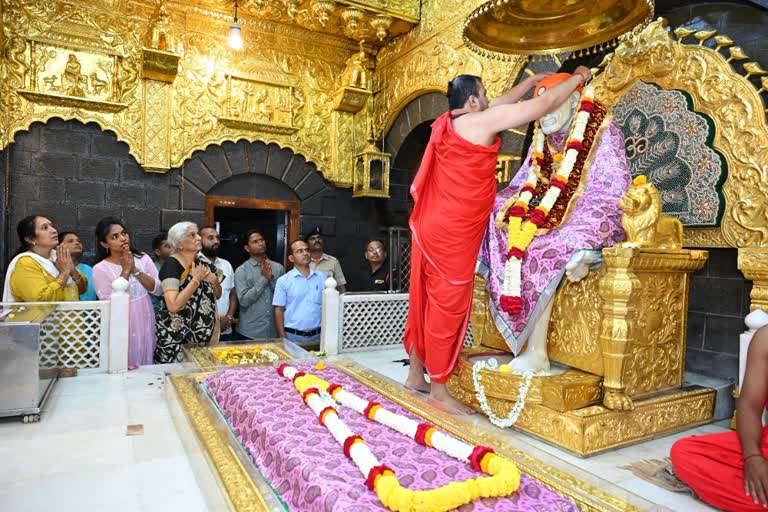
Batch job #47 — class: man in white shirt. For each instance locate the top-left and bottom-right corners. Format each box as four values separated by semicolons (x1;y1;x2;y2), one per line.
200;226;238;341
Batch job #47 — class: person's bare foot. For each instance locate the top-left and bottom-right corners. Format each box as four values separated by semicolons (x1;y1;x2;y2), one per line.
404;349;431;393
429;382;476;415
405;378;430;393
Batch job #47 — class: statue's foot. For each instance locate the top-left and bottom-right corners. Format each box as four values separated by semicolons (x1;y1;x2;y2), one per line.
603;390;634;411
429;382;476;415
509;350;550;374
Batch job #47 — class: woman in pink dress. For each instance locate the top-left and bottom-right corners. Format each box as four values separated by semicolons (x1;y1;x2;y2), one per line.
92;217;162;367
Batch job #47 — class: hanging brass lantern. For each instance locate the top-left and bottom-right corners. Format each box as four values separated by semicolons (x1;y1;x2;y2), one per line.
352;137;391;198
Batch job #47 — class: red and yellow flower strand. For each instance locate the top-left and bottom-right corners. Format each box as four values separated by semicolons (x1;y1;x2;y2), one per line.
278;363;521;512
498;86;596;315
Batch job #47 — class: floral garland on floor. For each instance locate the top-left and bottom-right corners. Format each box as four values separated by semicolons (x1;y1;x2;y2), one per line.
277;363;521;512
497;85;596;315
471;359;534;429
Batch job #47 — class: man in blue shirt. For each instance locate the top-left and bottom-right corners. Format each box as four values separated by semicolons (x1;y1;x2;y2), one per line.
273;239;326;343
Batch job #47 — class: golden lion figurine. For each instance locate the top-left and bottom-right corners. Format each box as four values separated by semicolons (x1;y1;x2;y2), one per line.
618;175;683;249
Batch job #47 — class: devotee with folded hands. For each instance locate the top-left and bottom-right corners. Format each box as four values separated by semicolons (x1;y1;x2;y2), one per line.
92;217;162;368
57;231;97;301
155;221;221;363
3;215;86;302
235;229;284;339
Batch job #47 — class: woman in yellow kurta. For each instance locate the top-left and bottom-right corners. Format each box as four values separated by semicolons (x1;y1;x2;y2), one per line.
2;215;86;302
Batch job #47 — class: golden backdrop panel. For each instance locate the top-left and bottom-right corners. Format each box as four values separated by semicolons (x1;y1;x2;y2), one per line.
592;19;768;248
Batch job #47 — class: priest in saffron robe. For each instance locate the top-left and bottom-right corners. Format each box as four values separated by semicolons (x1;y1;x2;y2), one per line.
671;325;768;511
478;73;631;373
404;68;592;414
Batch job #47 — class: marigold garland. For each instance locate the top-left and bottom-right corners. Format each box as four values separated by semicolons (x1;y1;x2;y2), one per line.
277;363;521;512
498;85;596;315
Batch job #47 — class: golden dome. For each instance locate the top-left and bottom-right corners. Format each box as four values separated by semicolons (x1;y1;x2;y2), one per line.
463;0;654;60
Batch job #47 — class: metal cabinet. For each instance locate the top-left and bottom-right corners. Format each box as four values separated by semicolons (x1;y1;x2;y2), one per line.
0;304;58;423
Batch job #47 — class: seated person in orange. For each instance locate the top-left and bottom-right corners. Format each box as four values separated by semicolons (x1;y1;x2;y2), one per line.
671;325;768;511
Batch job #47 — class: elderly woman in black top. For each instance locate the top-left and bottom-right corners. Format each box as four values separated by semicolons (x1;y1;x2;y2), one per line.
154;221;221;363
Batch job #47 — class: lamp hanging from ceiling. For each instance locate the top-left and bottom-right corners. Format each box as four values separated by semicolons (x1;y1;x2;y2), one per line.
228;0;243;50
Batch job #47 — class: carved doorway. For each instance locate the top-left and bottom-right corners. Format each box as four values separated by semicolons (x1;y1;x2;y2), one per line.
205;196;300;270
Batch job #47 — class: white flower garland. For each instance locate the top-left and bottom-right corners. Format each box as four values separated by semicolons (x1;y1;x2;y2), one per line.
277;364;522;511
261;349;279;363
471;358;534;429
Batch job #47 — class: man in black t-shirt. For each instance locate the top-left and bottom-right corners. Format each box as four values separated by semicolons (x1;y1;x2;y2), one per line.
364;238;390;292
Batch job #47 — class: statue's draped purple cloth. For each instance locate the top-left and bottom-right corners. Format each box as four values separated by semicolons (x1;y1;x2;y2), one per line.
205;363;578;512
478;122;631;353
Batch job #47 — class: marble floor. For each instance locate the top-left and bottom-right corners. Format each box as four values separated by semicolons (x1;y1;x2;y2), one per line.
0;348;725;511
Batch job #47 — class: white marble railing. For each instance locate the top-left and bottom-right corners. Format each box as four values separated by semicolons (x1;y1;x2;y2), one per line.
320;277;473;355
3;278;130;374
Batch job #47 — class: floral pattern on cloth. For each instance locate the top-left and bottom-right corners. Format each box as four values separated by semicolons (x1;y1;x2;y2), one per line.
204;363;579;512
612;80;725;226
479;122;630;352
154;257;217;363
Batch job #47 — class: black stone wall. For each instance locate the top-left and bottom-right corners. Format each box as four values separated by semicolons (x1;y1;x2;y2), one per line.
173;139;387;291
2;119;176;266
0;119;391;292
686;249;752;380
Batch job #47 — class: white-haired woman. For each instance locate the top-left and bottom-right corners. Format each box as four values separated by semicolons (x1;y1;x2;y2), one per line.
154;222;221;363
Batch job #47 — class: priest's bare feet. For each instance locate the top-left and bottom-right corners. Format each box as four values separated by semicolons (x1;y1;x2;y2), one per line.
405;367;430;393
429;382;476;415
405;377;429;393
405;349;431;393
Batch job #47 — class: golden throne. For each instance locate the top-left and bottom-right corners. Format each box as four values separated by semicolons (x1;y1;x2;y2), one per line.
448;20;768;456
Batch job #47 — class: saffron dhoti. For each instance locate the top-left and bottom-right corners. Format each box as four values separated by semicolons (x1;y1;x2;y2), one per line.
404;112;500;383
671;427;768;512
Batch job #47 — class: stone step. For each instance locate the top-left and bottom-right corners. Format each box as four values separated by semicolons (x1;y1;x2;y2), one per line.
684;371;734;421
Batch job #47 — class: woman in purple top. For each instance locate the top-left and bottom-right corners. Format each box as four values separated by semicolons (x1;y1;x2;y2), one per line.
92;217;162;367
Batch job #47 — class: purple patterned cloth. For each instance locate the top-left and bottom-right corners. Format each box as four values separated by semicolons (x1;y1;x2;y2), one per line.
204;363;578;512
478;122;631;353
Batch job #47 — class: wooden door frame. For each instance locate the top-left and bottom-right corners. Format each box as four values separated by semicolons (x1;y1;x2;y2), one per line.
205;195;301;269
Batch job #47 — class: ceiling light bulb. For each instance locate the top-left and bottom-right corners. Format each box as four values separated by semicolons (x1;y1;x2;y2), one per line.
228;22;243;50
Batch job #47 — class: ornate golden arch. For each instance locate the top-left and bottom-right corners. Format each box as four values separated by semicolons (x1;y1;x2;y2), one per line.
6;113;141;165
381;87;445;136
591;19;768;249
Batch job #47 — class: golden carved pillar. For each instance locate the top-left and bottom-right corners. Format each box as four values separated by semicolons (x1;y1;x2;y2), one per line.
329;111;356;187
738;247;768;312
142;79;172;172
599;247;641;411
140;4;179;173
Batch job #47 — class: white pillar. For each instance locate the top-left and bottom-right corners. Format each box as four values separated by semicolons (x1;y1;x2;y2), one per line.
739;309;768;388
108;277;130;373
320;277;340;355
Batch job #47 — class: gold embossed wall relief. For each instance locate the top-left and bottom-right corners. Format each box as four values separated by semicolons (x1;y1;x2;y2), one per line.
1;0;144;158
20;42;127;111
193;0;420;43
0;0;379;183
